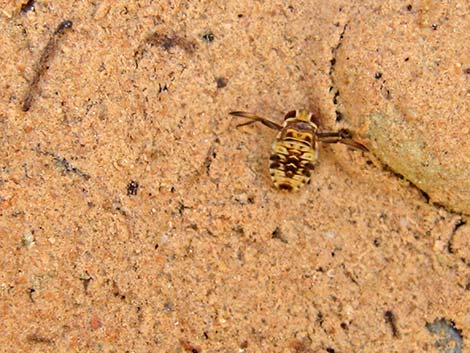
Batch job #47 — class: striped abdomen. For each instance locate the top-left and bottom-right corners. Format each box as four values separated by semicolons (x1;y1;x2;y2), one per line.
269;127;318;192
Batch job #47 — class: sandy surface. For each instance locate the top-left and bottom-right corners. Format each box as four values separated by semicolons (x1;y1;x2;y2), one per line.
0;1;468;352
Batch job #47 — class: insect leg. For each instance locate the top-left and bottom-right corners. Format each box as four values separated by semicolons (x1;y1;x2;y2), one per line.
316;129;368;151
229;111;282;130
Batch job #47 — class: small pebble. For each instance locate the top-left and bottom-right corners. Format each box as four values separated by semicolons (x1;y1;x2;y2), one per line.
326;231;336;239
22;231;35;248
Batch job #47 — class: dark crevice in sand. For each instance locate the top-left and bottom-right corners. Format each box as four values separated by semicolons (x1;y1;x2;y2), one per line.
183;138;219;188
80;272;93;294
329;22;348;123
34;146;90;180
22;20;73;112
26;333;54;345
379;163;465;217
177;200;192;216
271;226;288;243
28;287;36;303
20;0;36;14
203;144;217;176
384;310;400;338
134;31;197;68
111;280;127;301
341;263;359;286
179;339;201;353
447;218;466;254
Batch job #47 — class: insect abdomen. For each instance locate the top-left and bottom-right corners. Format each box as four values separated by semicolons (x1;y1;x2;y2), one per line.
269;137;317;192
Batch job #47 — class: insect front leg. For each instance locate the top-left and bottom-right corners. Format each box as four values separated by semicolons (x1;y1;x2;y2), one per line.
316;129;368;152
229;111;282;131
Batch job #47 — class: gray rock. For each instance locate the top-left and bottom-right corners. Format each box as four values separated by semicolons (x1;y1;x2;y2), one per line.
333;2;470;214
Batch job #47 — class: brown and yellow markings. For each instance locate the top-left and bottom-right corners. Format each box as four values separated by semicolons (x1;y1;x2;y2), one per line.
229;109;368;192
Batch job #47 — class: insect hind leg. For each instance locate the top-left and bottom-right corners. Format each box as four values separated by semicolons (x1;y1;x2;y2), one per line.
229;111;282;130
316;129;368;151
235;119;262;128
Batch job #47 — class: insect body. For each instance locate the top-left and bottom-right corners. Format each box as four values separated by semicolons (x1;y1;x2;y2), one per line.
229;110;368;192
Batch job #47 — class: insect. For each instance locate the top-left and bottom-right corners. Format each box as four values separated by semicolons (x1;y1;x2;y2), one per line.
229;109;368;192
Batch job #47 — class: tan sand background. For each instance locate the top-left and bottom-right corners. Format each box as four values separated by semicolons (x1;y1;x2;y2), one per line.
0;0;468;352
